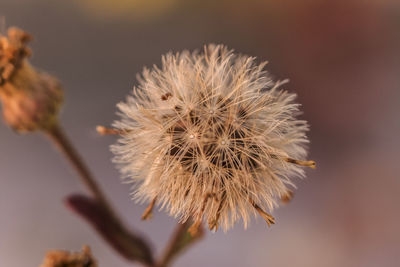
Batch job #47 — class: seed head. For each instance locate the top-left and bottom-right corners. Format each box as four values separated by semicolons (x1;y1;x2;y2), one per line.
112;44;315;231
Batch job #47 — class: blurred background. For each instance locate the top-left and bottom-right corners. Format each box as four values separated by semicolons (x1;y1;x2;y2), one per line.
0;0;399;266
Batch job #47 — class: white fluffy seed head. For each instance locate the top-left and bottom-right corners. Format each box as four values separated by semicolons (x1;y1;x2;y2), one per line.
112;44;311;231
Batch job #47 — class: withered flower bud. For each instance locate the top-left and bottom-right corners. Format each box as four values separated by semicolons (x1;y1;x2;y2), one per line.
39;246;97;267
0;27;63;133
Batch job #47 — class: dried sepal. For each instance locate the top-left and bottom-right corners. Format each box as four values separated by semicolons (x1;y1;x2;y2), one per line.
141;196;157;220
280;190;294;204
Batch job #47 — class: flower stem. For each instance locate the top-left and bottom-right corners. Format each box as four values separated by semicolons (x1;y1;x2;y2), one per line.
46;124;109;204
44;123;154;266
157;220;204;267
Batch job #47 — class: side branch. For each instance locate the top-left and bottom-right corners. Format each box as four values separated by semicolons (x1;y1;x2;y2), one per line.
157;221;204;267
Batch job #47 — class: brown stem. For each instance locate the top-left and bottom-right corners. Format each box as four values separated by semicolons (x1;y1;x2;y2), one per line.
157;220;204;267
66;194;154;265
44;123;154;266
46;124;108;203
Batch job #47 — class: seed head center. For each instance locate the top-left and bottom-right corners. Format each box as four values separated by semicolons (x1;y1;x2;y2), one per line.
220;137;230;147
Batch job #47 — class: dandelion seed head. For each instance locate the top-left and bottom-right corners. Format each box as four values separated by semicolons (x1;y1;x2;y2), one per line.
112;44;313;231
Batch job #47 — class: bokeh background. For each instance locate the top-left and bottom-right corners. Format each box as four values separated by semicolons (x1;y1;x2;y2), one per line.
1;0;399;266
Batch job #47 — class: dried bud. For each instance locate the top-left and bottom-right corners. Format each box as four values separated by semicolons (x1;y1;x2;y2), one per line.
0;27;63;133
39;246;97;267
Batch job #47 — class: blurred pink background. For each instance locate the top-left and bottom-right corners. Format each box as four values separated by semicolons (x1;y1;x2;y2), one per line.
1;0;399;266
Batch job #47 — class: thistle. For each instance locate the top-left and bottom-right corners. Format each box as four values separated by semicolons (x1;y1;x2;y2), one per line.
108;44;315;233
